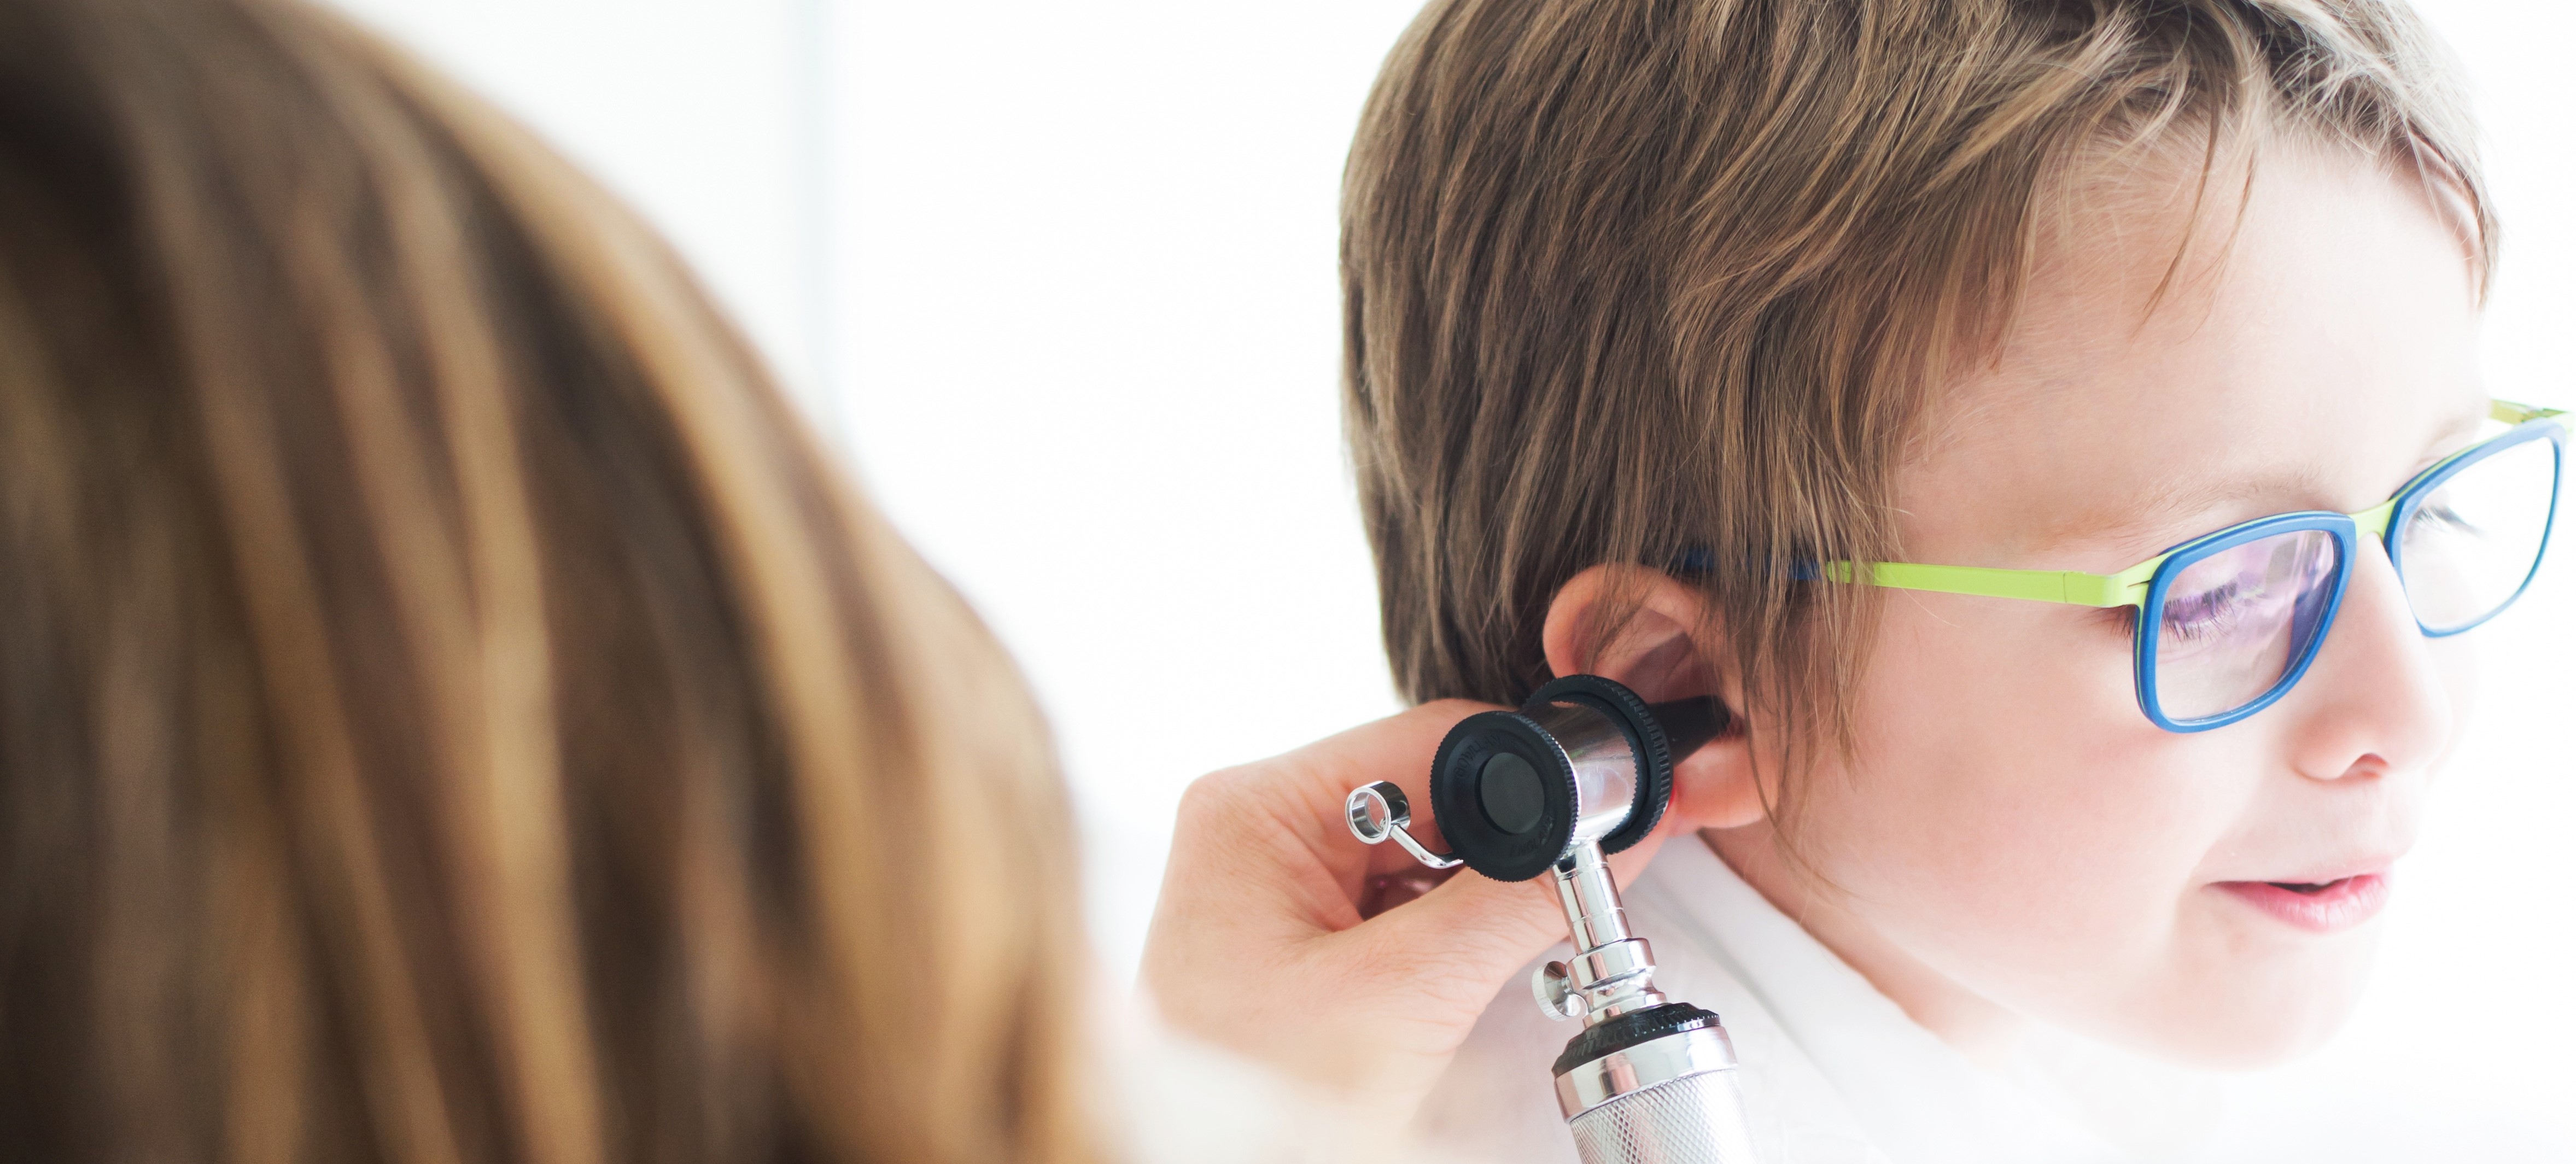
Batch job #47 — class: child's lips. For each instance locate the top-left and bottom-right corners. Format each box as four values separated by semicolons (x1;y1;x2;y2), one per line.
2213;871;2392;934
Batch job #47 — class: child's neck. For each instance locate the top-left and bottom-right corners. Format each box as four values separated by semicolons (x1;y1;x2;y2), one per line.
1698;826;2032;1071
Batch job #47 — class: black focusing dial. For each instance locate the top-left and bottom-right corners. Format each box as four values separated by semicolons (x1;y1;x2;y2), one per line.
1425;676;1728;882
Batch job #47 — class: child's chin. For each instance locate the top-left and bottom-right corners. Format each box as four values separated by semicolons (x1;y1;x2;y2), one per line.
2127;933;2381;1069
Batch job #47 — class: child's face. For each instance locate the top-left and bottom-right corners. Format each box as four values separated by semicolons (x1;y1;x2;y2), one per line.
1764;145;2484;1067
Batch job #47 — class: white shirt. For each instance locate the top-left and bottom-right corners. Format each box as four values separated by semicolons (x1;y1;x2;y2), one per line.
1411;835;2221;1164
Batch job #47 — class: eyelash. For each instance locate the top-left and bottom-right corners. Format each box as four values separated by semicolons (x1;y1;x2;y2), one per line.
2160;582;2247;643
2409;499;2476;537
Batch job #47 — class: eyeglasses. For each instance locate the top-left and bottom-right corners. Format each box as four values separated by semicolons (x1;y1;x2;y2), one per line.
1825;400;2566;732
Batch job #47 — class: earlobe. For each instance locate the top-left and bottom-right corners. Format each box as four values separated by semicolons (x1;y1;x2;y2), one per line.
1672;737;1767;831
1542;565;1767;832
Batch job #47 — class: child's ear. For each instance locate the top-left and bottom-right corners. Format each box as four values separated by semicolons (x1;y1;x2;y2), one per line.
1542;565;1765;831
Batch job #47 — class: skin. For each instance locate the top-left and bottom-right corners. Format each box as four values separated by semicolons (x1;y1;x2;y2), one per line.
1547;141;2484;1069
1142;700;1682;1130
1140;139;2485;1126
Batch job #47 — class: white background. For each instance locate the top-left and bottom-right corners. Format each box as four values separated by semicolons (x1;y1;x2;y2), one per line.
328;1;2572;1157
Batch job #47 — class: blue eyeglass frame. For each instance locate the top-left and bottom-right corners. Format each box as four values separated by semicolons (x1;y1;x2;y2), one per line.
2133;513;2360;732
2125;415;2563;731
2382;417;2567;639
1710;404;2574;732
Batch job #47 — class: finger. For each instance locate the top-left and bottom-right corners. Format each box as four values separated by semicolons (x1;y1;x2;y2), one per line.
1267;699;1499;882
1279;699;1496;820
1160;701;1497;938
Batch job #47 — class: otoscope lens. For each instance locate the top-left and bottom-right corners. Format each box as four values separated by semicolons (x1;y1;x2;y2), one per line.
1479;751;1547;835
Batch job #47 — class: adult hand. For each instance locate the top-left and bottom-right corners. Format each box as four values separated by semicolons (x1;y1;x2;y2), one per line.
1138;700;1676;1128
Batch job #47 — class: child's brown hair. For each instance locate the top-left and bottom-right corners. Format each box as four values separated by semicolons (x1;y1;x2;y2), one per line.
1344;0;2489;785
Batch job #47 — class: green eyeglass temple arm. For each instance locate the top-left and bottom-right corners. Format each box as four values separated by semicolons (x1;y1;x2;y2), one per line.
1829;399;2561;610
1824;558;2165;609
2491;400;2566;427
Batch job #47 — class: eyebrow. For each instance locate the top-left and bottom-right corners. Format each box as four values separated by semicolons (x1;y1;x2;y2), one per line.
2052;403;2489;559
2060;467;2332;558
2420;406;2488;457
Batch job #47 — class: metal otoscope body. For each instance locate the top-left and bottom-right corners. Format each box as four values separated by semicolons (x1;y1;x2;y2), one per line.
1345;676;1760;1164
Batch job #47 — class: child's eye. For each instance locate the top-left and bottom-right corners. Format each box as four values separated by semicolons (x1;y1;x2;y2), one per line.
2408;499;2478;537
2160;580;2252;644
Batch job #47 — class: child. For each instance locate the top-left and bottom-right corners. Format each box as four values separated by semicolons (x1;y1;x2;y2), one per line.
1341;1;2530;1160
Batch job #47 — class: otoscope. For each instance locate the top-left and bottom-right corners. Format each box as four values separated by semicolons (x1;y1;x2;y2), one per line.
1345;676;1760;1164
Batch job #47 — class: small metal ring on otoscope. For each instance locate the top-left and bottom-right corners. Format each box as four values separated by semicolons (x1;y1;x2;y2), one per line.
1346;781;1405;843
1345;781;1463;869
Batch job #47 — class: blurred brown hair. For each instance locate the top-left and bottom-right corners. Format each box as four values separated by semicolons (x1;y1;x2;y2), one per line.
1344;0;2489;796
0;1;1096;1162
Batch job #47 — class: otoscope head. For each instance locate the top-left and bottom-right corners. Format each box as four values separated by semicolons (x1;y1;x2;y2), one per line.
1426;676;1728;882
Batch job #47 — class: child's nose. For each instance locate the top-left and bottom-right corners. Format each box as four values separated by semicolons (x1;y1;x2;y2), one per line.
2280;537;2456;782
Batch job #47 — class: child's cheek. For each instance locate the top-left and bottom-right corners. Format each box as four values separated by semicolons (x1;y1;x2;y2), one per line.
1821;596;2242;1007
1821;593;2475;1062
2428;628;2478;753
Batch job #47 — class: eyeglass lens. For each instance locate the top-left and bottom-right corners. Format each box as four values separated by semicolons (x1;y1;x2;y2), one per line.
2153;530;2341;722
2150;435;2560;723
2398;436;2559;634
